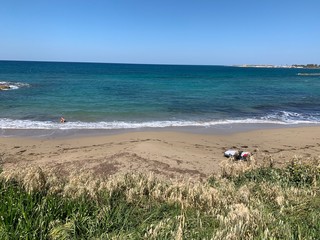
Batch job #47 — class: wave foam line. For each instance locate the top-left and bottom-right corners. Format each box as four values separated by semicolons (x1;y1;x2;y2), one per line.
0;118;319;130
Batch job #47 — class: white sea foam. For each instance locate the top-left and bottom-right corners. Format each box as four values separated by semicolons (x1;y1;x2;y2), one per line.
297;73;320;76
262;111;320;123
0;113;319;130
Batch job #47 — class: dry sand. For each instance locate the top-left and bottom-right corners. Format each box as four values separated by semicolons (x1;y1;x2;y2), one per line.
0;126;319;180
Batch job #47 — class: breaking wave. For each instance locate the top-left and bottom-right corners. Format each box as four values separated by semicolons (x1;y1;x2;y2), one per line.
0;111;319;130
297;73;320;76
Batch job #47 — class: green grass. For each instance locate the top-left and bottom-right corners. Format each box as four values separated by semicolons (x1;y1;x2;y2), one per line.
211;159;320;239
0;158;319;239
0;179;217;239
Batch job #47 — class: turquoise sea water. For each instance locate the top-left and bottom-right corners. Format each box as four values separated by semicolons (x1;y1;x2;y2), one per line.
1;61;320;132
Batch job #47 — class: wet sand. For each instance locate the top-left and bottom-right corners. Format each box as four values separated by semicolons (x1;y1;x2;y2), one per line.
1;126;320;180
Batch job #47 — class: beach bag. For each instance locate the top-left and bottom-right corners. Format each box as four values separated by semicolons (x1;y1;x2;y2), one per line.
240;151;251;160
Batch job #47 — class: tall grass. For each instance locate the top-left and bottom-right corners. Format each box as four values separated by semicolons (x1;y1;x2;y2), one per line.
0;155;319;239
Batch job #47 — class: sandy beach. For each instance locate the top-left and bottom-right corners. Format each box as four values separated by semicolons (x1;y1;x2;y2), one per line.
1;126;319;180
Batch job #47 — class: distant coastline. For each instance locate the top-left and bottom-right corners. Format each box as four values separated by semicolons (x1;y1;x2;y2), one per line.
234;64;320;69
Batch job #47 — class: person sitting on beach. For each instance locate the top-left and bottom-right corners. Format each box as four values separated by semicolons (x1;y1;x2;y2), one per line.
60;117;66;123
224;149;251;160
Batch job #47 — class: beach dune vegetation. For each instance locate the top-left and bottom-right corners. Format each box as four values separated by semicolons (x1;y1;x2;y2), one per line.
0;155;319;239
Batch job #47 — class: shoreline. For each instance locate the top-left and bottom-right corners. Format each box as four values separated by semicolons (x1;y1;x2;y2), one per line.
0;122;318;139
1;125;319;180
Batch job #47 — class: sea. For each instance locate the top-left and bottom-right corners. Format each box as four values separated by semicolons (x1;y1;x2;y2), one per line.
1;60;320;137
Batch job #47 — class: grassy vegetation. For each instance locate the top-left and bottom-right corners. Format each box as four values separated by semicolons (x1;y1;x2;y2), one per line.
0;155;319;239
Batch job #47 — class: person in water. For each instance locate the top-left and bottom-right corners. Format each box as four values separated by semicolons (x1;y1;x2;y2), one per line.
60;117;66;123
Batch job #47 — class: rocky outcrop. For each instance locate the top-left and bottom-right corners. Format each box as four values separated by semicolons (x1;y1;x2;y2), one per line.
0;84;10;90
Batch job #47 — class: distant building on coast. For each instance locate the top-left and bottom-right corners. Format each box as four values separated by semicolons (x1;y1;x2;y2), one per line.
235;64;320;69
292;64;320;69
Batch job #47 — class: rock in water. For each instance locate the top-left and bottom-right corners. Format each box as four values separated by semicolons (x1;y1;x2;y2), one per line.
0;84;11;90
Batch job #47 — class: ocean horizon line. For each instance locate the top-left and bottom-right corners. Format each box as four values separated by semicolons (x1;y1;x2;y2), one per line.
0;59;234;68
2;59;318;69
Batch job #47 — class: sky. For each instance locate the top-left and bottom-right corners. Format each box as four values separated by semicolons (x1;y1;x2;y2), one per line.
1;0;320;65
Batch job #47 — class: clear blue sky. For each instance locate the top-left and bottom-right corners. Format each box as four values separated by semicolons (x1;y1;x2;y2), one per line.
1;0;319;65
